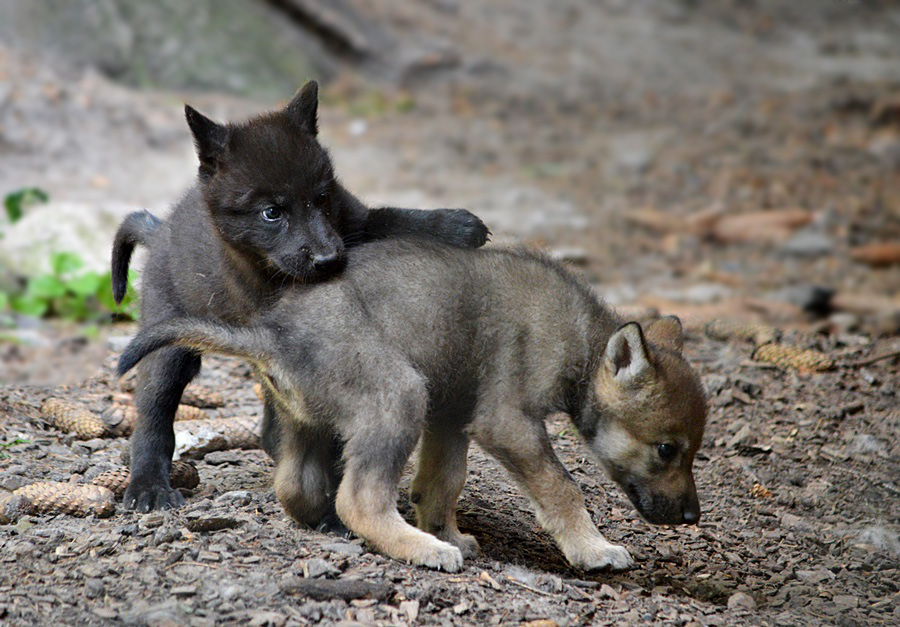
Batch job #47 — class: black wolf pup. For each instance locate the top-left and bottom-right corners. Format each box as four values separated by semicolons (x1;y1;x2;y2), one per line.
111;81;489;512
119;239;708;572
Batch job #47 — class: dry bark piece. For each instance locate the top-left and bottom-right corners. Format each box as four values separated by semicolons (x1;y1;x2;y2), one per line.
710;210;814;244
279;577;393;602
174;416;261;458
41;398;108;439
850;242;900;267
89;460;200;496
0;492;34;524
705;319;780;345
752;344;834;372
102;403;212;437
14;482;116;518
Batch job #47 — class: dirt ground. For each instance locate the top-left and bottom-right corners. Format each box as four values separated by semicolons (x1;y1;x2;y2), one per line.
1;2;899;625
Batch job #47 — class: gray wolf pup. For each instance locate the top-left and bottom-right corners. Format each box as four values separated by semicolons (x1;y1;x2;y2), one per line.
118;240;707;572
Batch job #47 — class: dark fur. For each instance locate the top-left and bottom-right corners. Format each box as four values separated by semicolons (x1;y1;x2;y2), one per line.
120;240;708;571
112;81;489;512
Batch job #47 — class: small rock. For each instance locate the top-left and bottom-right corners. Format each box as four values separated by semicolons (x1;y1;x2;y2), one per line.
400;600;419;623
856;526;900;556
598;584;620;600
216;490;253;505
795;568;835;584
833;595;859;609
247;611;287;627
198;551;221;562
303;558;340;579
204;451;243;466
322;542;363;556
727;592;757;611
851;434;885;454
780;231;833;258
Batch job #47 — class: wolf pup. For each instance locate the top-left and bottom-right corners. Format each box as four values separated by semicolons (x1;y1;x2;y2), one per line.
118;239;708;572
111;81;489;513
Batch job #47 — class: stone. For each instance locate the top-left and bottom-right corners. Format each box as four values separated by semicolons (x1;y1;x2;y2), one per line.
727;592;757;611
303;558;340;579
322;542;364;556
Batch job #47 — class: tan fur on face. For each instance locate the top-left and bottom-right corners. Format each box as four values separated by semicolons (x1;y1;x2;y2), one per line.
592;320;707;525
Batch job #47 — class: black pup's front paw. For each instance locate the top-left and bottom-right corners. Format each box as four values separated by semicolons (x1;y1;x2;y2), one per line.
433;209;490;249
123;477;186;512
316;512;353;539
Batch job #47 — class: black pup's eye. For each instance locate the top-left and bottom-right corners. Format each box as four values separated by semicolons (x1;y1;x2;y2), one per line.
317;191;329;202
262;206;282;222
657;443;677;461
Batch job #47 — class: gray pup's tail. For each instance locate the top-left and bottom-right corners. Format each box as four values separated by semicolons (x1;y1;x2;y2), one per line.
117;318;274;377
111;210;162;304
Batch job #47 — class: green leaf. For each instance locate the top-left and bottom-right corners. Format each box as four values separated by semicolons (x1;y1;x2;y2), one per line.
0;292;8;311
67;272;103;297
27;275;66;299
10;294;49;318
55;294;91;321
4;187;49;224
50;251;83;276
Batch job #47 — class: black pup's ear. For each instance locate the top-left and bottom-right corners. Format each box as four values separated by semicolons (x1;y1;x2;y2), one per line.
185;105;229;177
285;80;319;135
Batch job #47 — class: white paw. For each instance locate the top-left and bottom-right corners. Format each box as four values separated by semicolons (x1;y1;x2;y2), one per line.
415;539;464;572
567;540;634;572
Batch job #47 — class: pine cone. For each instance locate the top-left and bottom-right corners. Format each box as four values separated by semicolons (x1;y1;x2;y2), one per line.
90;460;200;496
14;482;116;518
752;343;834;372
705;319;780;346
102;403;212;437
174;416;261;458
41;398;108;439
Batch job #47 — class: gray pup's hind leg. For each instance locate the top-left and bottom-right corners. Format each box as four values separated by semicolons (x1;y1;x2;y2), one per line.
411;425;478;558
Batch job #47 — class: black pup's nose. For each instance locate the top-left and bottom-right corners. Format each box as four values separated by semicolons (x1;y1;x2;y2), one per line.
312;251;340;271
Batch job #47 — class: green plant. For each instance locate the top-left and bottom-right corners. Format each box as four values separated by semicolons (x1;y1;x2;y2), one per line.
4;187;48;224
2;251;139;322
0;437;30;459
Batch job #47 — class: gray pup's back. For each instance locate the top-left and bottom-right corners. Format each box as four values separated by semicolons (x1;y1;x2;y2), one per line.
269;239;619;416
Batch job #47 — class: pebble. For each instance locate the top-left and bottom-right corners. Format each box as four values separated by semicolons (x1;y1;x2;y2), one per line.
322;542;364;556
303;557;340;579
727;592;757;611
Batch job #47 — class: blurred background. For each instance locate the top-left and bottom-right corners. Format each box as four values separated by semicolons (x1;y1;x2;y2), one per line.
0;0;899;384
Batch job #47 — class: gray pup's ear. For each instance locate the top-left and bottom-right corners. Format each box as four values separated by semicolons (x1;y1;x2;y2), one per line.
285;80;319;135
645;316;684;353
184;105;229;177
605;322;653;386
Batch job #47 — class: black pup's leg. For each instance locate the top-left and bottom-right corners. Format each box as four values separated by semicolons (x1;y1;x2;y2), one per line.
124;346;200;511
362;207;489;249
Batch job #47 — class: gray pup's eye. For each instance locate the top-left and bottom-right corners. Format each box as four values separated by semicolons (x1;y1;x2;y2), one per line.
262;206;282;222
657;443;677;461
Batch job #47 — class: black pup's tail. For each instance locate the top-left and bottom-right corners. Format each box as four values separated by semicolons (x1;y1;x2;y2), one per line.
117;318;276;377
111;210;162;304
